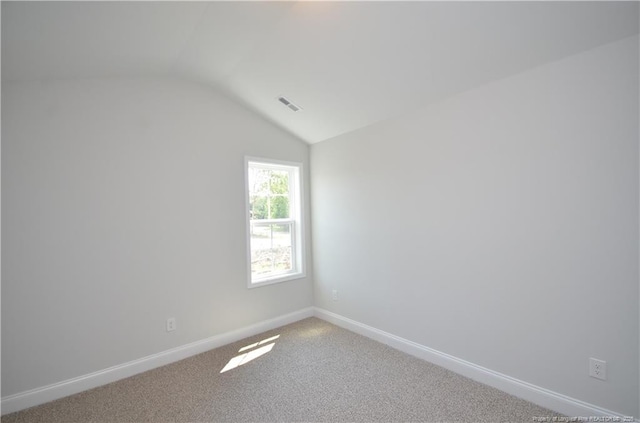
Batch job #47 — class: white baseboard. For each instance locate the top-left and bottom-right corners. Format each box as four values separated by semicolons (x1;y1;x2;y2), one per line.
313;307;632;421
1;307;314;415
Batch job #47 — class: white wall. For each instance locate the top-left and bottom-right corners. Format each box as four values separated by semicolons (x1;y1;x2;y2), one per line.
311;36;639;417
1;77;313;397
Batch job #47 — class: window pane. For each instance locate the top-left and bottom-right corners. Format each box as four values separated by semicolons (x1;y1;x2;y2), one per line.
269;171;289;195
248;168;270;195
269;195;289;219
250;195;268;220
250;222;293;278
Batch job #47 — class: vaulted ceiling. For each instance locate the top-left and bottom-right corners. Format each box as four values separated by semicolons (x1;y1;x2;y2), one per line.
3;2;638;144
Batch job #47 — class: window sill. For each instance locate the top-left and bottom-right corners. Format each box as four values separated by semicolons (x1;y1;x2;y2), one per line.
248;272;306;289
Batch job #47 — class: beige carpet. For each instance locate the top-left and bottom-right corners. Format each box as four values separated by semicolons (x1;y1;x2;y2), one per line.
1;317;562;422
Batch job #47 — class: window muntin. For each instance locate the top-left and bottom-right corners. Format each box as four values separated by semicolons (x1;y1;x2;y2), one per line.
245;158;304;286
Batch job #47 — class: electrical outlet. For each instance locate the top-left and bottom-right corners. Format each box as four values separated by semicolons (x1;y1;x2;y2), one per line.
332;289;338;301
166;317;177;332
589;358;606;380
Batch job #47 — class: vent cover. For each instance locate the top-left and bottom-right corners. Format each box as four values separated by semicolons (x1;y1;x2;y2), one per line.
278;96;302;112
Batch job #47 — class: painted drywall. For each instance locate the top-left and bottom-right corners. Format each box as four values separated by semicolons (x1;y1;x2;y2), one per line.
1;77;313;397
311;36;639;417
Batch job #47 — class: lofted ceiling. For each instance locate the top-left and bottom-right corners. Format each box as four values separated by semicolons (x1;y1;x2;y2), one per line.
2;1;639;144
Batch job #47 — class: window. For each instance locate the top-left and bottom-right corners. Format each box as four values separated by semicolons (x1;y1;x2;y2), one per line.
245;157;305;287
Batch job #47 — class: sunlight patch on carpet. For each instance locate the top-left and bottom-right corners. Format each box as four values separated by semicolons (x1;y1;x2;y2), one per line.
220;334;280;373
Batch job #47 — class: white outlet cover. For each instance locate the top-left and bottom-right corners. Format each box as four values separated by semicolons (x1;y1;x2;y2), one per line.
166;318;177;332
589;358;606;380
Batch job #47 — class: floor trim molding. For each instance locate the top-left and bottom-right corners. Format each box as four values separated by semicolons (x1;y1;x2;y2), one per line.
1;307;314;415
313;307;630;420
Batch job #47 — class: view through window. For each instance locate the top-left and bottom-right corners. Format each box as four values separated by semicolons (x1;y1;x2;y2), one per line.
246;159;304;286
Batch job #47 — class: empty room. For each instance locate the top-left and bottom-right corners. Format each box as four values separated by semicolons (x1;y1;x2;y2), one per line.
1;1;639;422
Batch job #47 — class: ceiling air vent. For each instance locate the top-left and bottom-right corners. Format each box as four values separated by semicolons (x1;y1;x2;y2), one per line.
278;96;302;112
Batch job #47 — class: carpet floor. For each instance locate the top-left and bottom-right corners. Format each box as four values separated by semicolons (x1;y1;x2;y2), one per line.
1;317;562;422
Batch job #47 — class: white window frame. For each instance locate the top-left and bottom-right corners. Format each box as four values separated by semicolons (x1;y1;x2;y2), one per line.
244;157;305;288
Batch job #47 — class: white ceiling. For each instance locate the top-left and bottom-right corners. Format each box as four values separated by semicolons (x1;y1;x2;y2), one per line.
3;1;639;144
